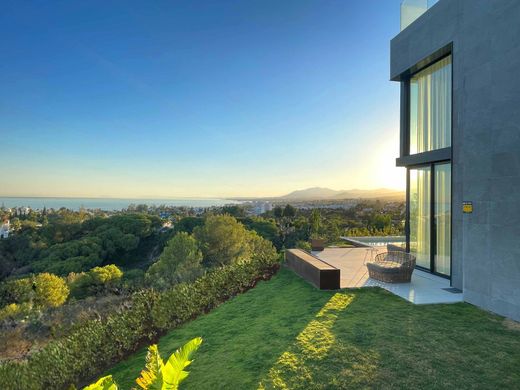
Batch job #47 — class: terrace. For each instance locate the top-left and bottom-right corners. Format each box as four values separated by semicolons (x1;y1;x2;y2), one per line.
312;247;463;304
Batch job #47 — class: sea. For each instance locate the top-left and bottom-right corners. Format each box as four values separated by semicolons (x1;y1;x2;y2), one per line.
0;197;240;211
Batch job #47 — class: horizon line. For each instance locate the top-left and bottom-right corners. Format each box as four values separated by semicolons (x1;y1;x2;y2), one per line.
0;187;406;202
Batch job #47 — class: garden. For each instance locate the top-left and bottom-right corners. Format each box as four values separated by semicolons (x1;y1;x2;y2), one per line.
0;213;280;389
105;269;520;389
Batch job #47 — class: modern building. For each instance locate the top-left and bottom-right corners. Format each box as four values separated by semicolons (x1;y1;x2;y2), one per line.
391;0;520;320
247;201;273;216
0;219;10;239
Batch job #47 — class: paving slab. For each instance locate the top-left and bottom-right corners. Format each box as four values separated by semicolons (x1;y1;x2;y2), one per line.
312;247;463;305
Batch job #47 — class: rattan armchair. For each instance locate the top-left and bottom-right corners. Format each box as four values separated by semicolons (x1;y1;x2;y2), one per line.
366;251;416;283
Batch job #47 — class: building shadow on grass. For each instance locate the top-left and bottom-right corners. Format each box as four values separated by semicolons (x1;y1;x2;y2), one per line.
258;291;381;389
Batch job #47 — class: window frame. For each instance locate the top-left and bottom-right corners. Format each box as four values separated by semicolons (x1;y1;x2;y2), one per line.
406;161;452;278
399;45;454;282
408;54;452;155
397;50;453;167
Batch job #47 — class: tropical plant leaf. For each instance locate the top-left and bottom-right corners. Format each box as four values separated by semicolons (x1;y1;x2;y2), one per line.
135;344;165;390
83;375;118;390
162;337;203;389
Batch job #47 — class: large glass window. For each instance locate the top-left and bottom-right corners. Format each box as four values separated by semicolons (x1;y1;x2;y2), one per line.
409;55;452;154
409;167;431;269
434;163;451;275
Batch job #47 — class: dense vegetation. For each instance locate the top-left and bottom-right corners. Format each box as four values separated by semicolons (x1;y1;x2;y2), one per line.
0;201;403;330
108;269;520;389
0;200;403;281
225;200;404;250
0;200;404;388
0;238;280;389
0;210;162;278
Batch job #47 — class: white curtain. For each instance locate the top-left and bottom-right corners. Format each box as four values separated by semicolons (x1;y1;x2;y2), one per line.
409;167;431;268
435;163;451;275
410;55;452;154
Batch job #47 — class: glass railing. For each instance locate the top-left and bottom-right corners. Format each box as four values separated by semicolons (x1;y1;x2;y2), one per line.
400;0;439;31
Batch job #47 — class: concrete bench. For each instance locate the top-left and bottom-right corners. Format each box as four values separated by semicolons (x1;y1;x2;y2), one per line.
285;249;340;290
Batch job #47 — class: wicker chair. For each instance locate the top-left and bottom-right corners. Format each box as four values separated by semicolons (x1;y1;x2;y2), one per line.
366;251;416;283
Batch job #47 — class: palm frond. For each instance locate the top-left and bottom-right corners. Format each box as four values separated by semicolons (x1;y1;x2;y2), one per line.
162;337;203;389
83;375;118;390
135;344;164;390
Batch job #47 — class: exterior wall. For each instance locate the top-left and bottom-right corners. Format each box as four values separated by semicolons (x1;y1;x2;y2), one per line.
391;0;520;320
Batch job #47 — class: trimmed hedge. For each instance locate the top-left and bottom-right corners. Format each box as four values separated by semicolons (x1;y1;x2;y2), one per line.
0;254;280;390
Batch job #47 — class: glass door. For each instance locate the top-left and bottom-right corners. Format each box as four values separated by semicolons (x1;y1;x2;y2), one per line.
409;166;431;269
408;163;451;276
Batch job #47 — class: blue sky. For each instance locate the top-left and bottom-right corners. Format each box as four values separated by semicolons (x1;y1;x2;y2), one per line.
1;0;404;198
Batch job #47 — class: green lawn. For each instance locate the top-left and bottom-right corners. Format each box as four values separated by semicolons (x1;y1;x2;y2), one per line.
106;268;520;389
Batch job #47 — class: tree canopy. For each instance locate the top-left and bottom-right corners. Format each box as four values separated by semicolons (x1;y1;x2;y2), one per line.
145;232;203;289
194;215;254;268
3;213;162;277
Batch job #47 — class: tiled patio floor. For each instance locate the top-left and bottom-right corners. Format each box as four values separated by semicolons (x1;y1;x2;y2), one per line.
312;247;463;305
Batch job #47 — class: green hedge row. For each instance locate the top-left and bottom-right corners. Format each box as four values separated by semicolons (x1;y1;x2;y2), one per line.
0;254;280;390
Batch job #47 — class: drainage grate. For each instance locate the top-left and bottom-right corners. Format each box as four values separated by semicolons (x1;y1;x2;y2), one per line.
442;287;462;294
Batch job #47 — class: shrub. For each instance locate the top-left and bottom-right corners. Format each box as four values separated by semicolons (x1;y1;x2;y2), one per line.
295;240;312;252
151;244;278;330
65;271;87;297
121;269;145;290
0;251;280;389
32;273;70;308
0;289;159;390
89;265;123;287
0;302;33;322
0;273;69;309
0;278;33;306
68;265;123;299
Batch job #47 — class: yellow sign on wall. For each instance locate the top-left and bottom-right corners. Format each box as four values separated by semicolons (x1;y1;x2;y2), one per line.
463;201;473;213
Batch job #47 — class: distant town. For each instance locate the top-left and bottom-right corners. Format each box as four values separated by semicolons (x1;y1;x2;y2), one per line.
0;187;404;241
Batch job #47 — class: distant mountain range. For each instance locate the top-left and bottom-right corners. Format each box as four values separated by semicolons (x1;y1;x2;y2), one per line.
279;187;404;200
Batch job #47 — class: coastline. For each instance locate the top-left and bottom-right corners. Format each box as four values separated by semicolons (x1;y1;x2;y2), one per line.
0;197;240;211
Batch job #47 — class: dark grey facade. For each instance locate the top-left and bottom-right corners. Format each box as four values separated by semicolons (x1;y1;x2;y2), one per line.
391;0;520;321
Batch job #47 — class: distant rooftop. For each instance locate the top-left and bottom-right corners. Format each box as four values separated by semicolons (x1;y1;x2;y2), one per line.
400;0;439;31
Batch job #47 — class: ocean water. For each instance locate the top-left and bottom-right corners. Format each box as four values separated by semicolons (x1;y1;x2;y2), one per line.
0;197;239;211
